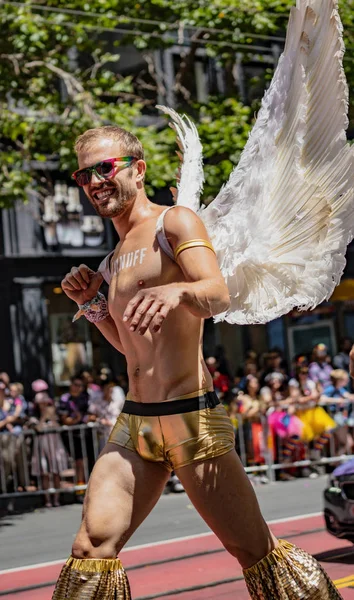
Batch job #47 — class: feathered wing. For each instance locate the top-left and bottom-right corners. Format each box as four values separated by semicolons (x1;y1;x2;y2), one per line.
156;105;204;212
200;0;354;324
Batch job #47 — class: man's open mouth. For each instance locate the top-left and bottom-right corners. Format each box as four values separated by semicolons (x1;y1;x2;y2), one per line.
92;187;115;202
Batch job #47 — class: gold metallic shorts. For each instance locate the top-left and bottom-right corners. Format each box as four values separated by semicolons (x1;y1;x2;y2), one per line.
108;390;235;471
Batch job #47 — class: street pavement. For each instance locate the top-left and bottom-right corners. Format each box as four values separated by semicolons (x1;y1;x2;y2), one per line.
2;475;354;598
1;475;329;570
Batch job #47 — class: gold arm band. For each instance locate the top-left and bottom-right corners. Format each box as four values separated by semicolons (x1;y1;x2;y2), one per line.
174;239;216;261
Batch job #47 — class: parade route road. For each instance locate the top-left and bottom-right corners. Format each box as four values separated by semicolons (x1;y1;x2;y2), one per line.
1;476;354;598
1;513;354;599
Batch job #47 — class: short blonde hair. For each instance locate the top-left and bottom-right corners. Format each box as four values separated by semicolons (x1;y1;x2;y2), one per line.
74;126;144;159
330;369;348;381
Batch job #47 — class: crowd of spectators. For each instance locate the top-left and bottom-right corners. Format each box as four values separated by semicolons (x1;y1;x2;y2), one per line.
1;337;354;505
0;367;127;506
207;338;354;483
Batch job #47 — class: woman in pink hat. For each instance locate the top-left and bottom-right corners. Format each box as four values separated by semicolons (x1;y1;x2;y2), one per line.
30;380;68;508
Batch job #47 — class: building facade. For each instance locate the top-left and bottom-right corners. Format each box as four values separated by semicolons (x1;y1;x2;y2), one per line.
0;184;126;394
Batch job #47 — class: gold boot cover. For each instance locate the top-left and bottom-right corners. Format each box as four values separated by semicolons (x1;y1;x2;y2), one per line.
52;556;131;600
243;539;342;599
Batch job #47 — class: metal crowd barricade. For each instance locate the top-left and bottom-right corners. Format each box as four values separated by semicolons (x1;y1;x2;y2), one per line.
0;423;105;499
236;411;354;481
1;413;354;500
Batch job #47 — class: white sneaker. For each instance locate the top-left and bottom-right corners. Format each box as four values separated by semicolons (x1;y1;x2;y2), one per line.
259;475;270;484
170;475;185;493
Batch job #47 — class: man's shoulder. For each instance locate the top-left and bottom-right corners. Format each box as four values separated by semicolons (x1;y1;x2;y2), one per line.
163;206;200;235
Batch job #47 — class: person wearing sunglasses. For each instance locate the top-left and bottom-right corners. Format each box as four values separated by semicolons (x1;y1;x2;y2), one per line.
72;156;136;189
53;120;338;599
53;122;265;600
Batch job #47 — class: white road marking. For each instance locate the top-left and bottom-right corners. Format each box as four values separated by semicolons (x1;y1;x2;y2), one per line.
0;511;322;575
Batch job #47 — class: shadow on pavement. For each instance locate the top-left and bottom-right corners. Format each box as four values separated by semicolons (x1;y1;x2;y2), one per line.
314;546;354;563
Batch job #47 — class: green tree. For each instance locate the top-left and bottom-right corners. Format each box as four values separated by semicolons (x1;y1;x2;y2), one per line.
1;0;353;208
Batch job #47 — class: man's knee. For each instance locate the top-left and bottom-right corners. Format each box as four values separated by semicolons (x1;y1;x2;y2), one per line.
72;526;121;559
222;540;263;568
222;529;277;569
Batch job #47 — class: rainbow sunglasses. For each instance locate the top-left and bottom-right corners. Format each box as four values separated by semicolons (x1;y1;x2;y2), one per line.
72;156;136;187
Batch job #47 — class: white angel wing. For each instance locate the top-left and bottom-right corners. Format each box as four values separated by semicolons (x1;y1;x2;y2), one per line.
201;0;354;324
156;105;204;212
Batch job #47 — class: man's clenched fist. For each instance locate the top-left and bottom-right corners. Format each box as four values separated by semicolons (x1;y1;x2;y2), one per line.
61;264;104;306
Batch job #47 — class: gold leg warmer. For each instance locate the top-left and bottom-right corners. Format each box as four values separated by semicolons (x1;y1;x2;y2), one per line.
51;556;131;600
243;539;342;599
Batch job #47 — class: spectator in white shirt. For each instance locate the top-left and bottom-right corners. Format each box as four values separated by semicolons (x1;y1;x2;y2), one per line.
88;380;125;445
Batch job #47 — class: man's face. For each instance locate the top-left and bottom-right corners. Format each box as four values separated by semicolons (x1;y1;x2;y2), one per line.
77;138;140;219
70;379;84;397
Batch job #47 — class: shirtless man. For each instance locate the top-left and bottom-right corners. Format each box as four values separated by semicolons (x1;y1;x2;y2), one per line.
52;126;340;599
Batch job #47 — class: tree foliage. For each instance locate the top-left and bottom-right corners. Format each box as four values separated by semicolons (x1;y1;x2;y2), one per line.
1;0;354;207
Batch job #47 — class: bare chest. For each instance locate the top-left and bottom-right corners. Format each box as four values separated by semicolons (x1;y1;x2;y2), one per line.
108;228;178;313
110;242;161;299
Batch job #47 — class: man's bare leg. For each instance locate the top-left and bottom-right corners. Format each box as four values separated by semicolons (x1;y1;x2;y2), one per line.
73;443;169;557
52;443;169;599
176;449;275;569
176;450;342;599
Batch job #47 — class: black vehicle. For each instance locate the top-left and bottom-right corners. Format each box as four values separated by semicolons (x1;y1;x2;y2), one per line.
324;459;354;543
